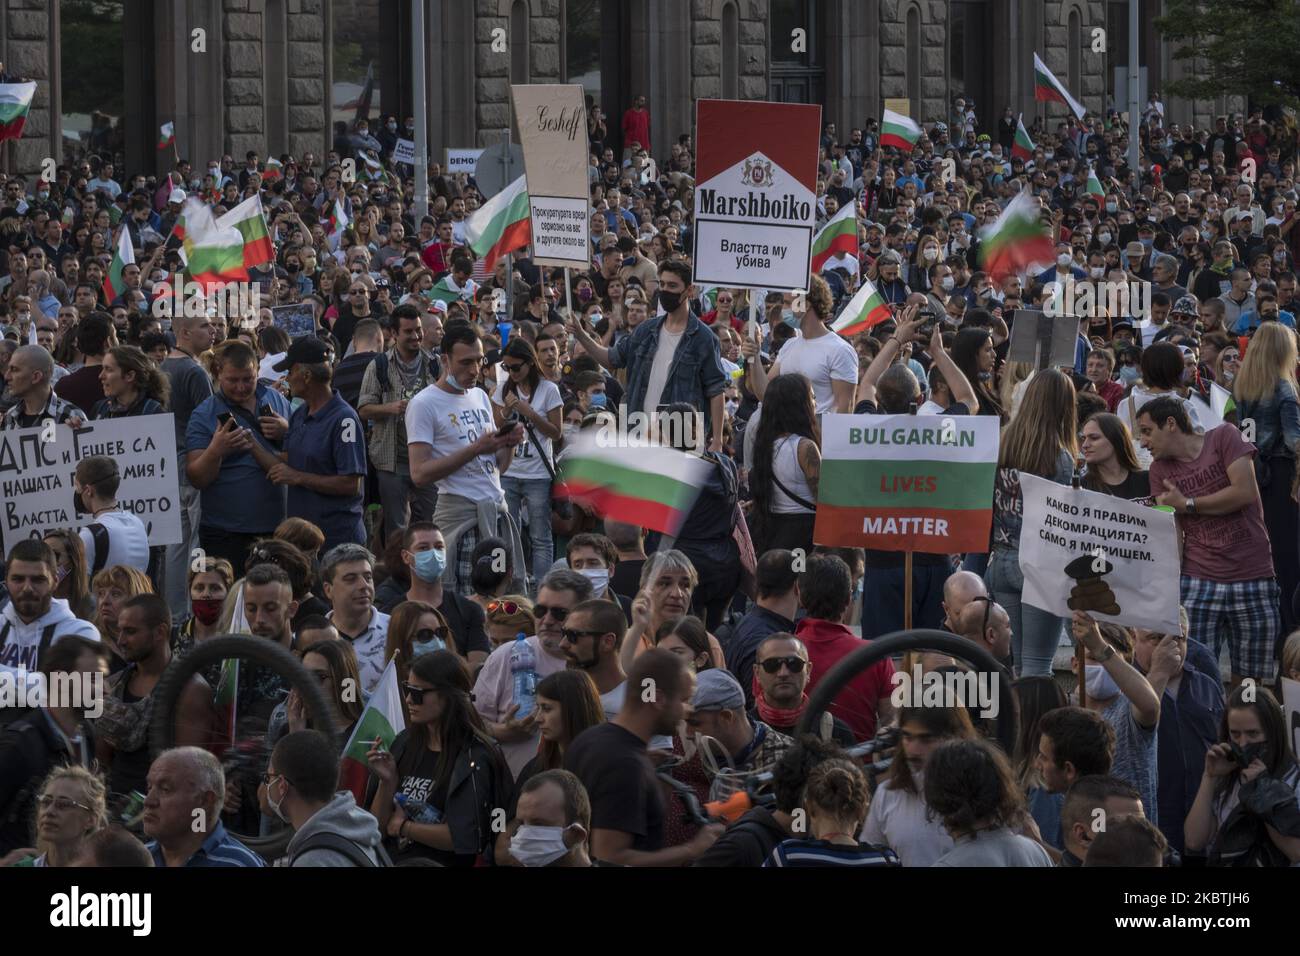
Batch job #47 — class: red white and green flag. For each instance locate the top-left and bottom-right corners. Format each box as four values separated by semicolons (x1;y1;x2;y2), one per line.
340;658;406;804
216;194;274;268
466;174;531;272
326;197;349;250
101;225;135;302
1085;165;1104;197
211;657;239;756
810;202;858;273
555;432;712;536
1011;114;1035;161
165;214;188;266
831;276;892;337
880;109;922;152
261;157;282;182
157;121;175;151
813;413;1000;554
979;191;1053;282
180;197;249;290
0;82;36;143
1033;52;1086;120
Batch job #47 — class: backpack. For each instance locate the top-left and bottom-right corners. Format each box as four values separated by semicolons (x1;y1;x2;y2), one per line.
373;351;441;394
288;830;392;868
86;523;111;576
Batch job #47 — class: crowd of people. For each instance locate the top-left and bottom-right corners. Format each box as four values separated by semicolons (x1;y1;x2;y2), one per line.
0;86;1299;870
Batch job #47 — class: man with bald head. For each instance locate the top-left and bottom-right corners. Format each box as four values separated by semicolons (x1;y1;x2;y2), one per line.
1;344;85;429
942;570;989;632
954;597;1012;663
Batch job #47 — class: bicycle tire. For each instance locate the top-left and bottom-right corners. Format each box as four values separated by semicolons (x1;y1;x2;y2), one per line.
796;629;1019;753
149;634;340;861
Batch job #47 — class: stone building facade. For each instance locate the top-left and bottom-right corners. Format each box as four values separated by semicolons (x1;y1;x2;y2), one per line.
0;0;1242;178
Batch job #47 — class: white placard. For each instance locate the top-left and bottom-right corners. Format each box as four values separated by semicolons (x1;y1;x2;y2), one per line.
527;196;590;269
393;139;416;166
444;147;482;175
1282;677;1300;765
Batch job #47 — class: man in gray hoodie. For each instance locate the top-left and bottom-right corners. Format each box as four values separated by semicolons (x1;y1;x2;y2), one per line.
262;730;387;867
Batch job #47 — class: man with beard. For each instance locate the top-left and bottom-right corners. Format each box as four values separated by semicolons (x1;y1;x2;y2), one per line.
557;599;628;719
749;634;854;746
97;595;212;800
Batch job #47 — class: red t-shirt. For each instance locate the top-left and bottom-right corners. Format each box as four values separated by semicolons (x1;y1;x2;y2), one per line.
700;309;745;332
796;616;896;741
622;108;650;154
1148;424;1274;582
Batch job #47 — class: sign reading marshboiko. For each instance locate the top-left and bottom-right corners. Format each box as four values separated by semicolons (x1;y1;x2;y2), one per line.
510;84;590;269
692;99;821;292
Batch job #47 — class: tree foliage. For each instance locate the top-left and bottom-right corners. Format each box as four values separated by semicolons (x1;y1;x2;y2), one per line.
1156;0;1300;108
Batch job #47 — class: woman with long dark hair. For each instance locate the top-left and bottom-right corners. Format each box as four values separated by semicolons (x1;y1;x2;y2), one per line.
366;650;512;865
951;327;1003;421
43;529;93;622
521;669;604;780
749;373;820;555
93;345;169;418
1013;676;1069;851
1079;412;1150;503
384;598;454;691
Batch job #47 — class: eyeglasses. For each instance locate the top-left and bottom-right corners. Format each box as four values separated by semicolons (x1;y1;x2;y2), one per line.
759;656;807;675
532;604;570;622
487;600;521;615
560;628;607;643
402;682;433;704
37;795;93;812
261;770;284;786
501;363;525;374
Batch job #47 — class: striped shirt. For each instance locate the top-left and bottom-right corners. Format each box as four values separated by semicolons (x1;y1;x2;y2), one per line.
146;821;266;868
764;839;901;868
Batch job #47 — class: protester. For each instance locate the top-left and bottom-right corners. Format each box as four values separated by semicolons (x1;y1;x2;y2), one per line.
142;747;265;867
765;757;899;867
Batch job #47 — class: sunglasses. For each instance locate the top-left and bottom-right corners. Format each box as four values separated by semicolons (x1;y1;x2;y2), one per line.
561;628;607;643
487;600;521;615
501;363;525;374
402;682;434;704
532;604;569;622
759;656;807;675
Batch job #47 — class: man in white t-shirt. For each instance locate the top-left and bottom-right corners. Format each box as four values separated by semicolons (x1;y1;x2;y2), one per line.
744;275;858;414
406;320;528;596
75;456;150;576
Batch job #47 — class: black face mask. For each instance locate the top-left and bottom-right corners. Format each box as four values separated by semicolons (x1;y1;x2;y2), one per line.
658;289;684;312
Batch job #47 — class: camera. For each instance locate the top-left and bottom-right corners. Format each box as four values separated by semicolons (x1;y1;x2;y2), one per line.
915;307;937;339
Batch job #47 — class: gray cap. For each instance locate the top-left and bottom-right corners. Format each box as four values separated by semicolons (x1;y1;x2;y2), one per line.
692;669;745;712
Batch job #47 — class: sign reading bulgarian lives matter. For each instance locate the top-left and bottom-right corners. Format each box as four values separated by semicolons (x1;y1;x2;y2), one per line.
692;99;821;291
0;414;181;551
510;84;589;269
1018;473;1181;634
813;414;999;553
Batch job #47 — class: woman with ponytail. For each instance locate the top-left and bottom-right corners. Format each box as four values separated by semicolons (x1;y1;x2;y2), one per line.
765;758;900;867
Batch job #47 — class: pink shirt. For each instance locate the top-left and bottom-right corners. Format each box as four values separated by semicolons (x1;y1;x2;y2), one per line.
472;635;568;778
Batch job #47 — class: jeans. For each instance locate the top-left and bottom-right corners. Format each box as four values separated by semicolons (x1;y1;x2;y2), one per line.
376;466;439;542
861;562;948;639
162;477;202;620
985;548;1065;677
199;527;266;577
502;475;553;583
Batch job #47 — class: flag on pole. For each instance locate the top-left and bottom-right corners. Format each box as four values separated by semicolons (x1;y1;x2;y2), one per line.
810;203;858;274
555;433;713;536
340;658;406;804
165;214;188;266
180;198;249;290
1033;52;1086;120
979;191;1054;282
101;226;135;303
211;657;239;755
326;197;349;250
216;194;274;268
880;109;922;152
157;121;175;151
0;82;37;143
1011;114;1035;161
466;174;531;272
261;157;282;182
830;276;892;337
1085;165;1105;197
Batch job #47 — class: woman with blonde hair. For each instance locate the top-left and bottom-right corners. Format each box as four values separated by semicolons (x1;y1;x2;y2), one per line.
986;370;1078;677
172;555;235;659
1233;321;1300;631
484;595;536;648
43;529;93;621
91;565;153;670
3;766;108;867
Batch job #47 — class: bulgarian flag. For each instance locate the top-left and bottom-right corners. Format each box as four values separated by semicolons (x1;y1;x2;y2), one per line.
0;82;36;143
880;109;922;151
211;657;239;757
157;121;175;151
1033;52;1086;120
555;432;712;536
811;202;858;273
428;274;477;305
1011;114;1035;161
101;225;135;302
340;658;406;804
831;276;892;337
326;196;349;250
466;174;531;272
180;197;249;290
216;194;274;268
165;214;188;266
1085;165;1104;197
979;191;1053;282
262;157;282;182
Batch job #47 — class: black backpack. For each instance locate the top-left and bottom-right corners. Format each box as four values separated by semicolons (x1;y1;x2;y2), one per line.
85;523;111;576
288;830;392;867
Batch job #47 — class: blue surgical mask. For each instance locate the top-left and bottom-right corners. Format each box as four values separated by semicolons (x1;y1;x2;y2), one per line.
412;547;447;583
782;309;798;328
1118;364;1140;386
412;627;447;657
589;392;607;409
1141;238;1154;248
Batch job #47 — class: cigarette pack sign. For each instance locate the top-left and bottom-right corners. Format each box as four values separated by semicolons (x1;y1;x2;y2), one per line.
0;414;181;551
692;99;821;291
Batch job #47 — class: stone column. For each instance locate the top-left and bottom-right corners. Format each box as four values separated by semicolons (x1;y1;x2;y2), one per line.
286;0;327;160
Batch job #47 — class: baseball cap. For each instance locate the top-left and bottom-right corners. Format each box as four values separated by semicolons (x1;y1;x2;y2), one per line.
692;670;745;712
1111;319;1135;332
169;187;186;204
272;335;333;371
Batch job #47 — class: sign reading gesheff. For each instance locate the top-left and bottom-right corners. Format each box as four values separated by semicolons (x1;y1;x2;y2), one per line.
510;84;590;269
1018;473;1181;634
692;99;821;291
0;413;181;551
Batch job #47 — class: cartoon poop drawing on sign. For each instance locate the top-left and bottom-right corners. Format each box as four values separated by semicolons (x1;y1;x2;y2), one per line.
1064;554;1121;616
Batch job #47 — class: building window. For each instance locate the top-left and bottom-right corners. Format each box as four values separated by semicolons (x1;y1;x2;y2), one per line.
563;0;601;101
330;0;411;149
61;0;126;164
510;0;529;84
722;1;739;98
906;6;920;115
1068;8;1082;96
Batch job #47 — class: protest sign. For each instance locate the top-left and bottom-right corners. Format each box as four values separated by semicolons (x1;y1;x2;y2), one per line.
271;302;317;339
0;414;181;551
510;84;589;269
1018;473;1180;634
814;413;1000;553
692;99;821;292
445;147;483;176
1283;677;1300;767
394;139;416;166
1007;309;1079;369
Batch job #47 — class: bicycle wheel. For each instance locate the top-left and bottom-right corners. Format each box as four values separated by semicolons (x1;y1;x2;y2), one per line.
149;635;340;861
796;629;1019;753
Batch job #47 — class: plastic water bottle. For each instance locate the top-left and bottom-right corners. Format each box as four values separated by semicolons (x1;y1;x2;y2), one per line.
395;793;442;824
510;632;538;718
